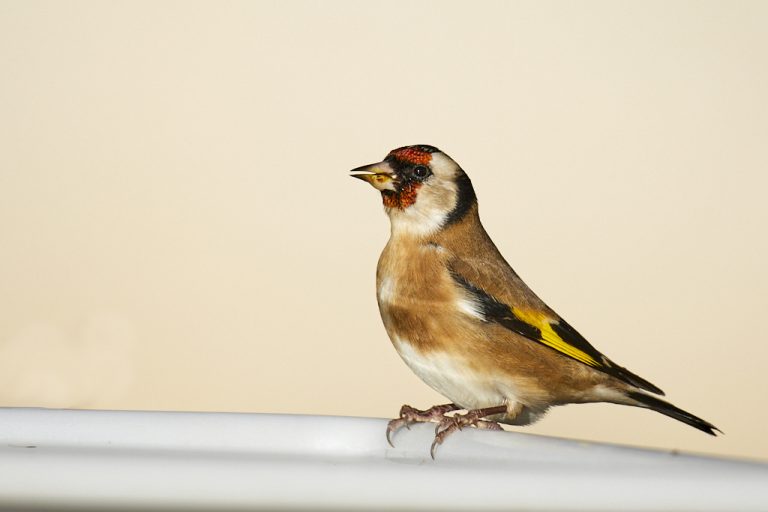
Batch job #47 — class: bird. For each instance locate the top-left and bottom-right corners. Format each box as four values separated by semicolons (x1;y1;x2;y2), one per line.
351;144;719;458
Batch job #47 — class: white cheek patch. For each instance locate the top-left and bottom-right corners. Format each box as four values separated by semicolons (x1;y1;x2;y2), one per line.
387;174;458;238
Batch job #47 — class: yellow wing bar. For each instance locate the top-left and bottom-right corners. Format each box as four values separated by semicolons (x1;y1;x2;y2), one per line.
512;308;600;367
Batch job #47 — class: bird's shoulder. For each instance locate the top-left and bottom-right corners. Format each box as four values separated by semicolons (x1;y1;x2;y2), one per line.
431;211;550;313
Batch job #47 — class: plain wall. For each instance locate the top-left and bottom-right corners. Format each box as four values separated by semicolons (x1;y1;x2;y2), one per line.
1;1;766;460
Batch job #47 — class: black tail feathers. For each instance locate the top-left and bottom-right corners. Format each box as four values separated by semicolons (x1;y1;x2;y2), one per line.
610;362;665;396
627;391;721;436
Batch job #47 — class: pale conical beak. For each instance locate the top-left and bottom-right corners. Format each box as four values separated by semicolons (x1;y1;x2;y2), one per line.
350;162;397;192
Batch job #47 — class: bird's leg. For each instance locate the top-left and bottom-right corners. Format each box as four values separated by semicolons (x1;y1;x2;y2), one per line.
430;404;509;459
386;403;459;447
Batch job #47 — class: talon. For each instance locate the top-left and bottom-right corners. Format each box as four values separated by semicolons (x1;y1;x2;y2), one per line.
386;430;394;448
386;417;406;447
430;438;439;459
426;404;508;458
434;416;451;435
385;403;459;449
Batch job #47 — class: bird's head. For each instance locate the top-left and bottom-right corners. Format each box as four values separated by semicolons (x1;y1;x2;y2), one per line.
351;145;477;236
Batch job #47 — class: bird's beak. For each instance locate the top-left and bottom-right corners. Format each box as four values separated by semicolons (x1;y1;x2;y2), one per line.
350;162;397;192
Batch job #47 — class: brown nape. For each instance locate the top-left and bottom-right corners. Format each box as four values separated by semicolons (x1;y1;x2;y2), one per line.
382;182;421;209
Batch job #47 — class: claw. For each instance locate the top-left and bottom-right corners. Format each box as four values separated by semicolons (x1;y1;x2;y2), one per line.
427;405;507;458
430;438;439;459
430;418;460;458
385;420;397;447
385;403;459;448
386;417;408;447
434;415;455;435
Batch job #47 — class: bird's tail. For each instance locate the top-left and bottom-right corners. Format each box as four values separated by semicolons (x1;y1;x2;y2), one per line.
626;390;721;436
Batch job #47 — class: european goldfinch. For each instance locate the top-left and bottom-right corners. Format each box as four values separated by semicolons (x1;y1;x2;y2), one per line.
351;144;719;458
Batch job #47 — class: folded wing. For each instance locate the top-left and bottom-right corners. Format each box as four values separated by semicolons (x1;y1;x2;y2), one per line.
450;268;664;396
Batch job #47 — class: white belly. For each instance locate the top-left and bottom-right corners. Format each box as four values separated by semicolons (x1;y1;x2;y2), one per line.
392;335;508;410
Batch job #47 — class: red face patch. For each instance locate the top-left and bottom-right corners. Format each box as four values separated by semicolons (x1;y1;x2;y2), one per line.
387;147;433;166
382;182;421;209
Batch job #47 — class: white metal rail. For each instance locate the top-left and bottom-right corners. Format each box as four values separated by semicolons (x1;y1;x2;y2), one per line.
0;408;766;511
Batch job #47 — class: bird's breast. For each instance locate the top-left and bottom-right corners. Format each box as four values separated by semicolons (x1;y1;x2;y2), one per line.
375;239;457;351
374;239;510;409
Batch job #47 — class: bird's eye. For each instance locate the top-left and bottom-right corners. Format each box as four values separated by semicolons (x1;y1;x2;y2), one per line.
413;166;430;179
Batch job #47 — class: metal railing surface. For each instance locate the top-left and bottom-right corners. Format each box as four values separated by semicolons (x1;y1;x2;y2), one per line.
0;408;766;511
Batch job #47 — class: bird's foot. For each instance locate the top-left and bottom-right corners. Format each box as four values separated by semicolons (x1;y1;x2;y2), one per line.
430;405;506;459
386;403;459;447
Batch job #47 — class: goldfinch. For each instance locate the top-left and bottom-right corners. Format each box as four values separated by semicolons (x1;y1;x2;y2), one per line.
351;144;719;458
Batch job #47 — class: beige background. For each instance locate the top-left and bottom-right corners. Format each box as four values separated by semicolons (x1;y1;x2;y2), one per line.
1;1;766;461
